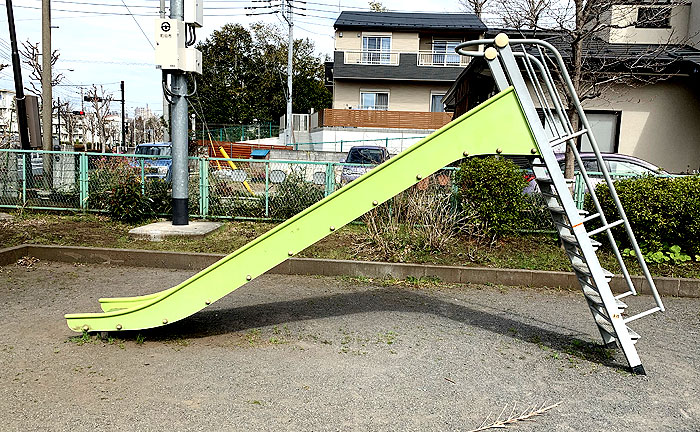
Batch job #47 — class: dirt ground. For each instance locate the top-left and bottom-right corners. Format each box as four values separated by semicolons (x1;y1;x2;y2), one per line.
1;261;699;431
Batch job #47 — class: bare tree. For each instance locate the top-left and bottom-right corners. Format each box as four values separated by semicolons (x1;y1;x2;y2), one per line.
459;0;491;18
58;101;79;145
368;1;388;12
19;40;63;106
85;85;112;152
479;0;691;177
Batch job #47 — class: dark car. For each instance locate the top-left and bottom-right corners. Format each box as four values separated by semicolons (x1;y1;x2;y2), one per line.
132;142;172;180
340;146;390;183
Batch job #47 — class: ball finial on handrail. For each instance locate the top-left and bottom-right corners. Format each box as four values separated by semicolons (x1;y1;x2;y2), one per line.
494;33;509;48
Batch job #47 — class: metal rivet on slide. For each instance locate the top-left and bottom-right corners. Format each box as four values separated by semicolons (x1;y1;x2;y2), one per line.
205;300;211;305
416;174;422;180
496;148;503;154
372;200;378;206
531;148;537;154
463;151;469;157
329;226;335;231
116;324;122;330
162;319;168;324
288;250;294;256
82;325;89;332
246;275;252;281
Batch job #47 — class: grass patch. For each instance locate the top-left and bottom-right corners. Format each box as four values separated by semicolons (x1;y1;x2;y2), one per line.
3;212;700;279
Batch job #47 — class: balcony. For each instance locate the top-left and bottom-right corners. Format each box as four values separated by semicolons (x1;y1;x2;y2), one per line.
417;50;470;67
343;50;400;66
312;108;453;130
333;51;471;82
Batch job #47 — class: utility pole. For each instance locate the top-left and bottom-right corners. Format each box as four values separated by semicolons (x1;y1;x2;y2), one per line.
283;0;293;145
160;0;170;142
41;0;52;150
5;0;30;150
121;80;125;150
169;0;188;225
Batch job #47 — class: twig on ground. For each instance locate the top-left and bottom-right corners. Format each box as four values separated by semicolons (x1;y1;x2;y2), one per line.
467;401;561;431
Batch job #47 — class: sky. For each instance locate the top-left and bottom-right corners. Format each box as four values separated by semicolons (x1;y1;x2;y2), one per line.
0;0;470;121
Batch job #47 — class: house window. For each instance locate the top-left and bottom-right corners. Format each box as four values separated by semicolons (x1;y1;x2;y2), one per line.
360;91;389;110
579;112;620;153
432;40;461;66
431;94;445;112
362;36;391;64
636;7;671;29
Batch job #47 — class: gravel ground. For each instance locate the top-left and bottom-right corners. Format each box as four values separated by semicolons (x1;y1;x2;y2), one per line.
1;261;699;432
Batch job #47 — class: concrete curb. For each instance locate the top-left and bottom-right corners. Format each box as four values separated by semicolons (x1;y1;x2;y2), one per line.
1;244;698;298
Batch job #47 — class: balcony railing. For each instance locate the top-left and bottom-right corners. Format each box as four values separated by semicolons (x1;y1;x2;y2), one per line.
314;109;453;130
342;50;472;67
343;50;400;65
417;51;471;67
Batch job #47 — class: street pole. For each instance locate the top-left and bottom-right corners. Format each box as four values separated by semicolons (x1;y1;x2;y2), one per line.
160;0;170;142
170;0;188;225
5;0;30;150
121;80;125;150
57;97;60;146
284;0;293;146
41;0;52;181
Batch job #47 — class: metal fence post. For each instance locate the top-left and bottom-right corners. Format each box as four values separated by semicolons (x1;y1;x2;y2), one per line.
20;153;26;207
385;137;388;148
324;162;333;197
340;140;343;153
264;162;269;217
79;153;88;211
139;158;145;195
200;157;209;217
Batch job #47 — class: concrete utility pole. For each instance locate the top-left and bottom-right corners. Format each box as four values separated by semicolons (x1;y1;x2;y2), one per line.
283;0;293;145
160;0;170;142
5;0;30;150
41;0;52;179
170;0;188;225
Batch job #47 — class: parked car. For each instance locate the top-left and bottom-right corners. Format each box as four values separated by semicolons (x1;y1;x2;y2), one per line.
132;142;172;180
340;146;390;183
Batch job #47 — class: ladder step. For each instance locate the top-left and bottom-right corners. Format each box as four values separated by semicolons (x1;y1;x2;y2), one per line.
560;232;602;249
594;315;640;342
587;219;624;237
547;204;588;216
536;176;574;185
572;259;613;281
583;286;627;310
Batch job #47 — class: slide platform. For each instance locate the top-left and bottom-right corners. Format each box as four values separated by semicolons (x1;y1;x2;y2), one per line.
65;87;539;332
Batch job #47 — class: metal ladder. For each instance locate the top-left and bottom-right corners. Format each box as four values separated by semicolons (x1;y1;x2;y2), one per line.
457;34;665;374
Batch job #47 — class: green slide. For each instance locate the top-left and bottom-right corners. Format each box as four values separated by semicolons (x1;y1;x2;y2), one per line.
65;87;539;332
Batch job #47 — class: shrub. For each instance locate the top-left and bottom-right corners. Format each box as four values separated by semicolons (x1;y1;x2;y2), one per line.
586;175;700;254
106;173;152;222
361;179;468;261
144;178;172;215
454;156;528;236
269;171;324;219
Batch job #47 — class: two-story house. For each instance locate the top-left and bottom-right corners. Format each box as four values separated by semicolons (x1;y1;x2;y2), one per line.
309;12;486;152
444;2;700;173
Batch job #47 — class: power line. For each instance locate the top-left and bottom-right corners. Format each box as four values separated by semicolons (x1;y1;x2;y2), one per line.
120;0;156;49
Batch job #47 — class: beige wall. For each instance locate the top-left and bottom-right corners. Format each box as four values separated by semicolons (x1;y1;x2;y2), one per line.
689;0;700;48
333;80;452;112
582;80;700;172
334;31;420;52
607;4;690;44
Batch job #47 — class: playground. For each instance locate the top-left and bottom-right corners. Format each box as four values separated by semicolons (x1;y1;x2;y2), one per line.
1;260;698;431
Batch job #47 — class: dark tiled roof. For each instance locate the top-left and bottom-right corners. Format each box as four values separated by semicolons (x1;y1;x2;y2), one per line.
334;12;487;32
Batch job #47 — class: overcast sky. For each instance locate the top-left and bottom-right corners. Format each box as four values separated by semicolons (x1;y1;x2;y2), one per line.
0;0;468;121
